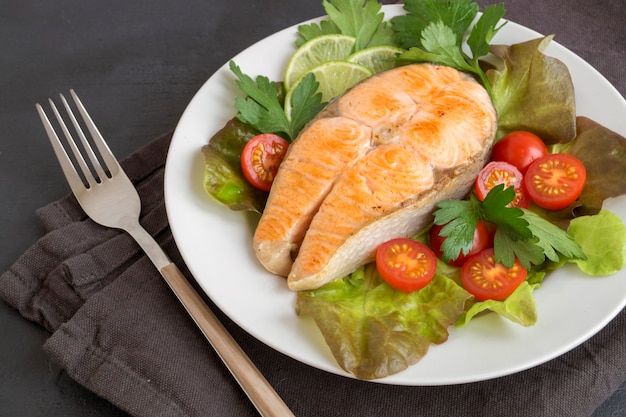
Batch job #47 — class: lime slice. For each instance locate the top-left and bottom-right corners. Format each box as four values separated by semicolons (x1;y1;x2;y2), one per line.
284;34;356;91
347;45;404;74
309;61;373;100
284;61;373;120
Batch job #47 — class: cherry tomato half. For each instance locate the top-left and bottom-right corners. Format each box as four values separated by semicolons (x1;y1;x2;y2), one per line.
475;161;530;208
429;220;493;267
376;238;437;293
491;131;549;173
524;153;587;210
240;133;289;191
461;248;528;301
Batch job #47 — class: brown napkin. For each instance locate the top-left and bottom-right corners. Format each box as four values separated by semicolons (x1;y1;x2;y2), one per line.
2;131;626;417
0;132;261;416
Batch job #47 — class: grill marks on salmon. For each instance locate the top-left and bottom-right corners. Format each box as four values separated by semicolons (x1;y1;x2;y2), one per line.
253;63;497;290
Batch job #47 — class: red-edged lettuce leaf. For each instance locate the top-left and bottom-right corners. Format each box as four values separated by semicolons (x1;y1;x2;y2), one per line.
201;117;267;213
486;36;576;143
296;264;470;380
531;116;626;222
567;117;626;216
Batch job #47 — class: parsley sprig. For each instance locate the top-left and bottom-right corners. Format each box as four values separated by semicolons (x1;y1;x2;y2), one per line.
433;185;586;270
391;0;506;98
229;61;325;141
296;0;397;49
229;1;396;142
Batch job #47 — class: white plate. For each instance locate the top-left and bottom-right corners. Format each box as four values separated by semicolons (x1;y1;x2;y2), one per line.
164;5;626;385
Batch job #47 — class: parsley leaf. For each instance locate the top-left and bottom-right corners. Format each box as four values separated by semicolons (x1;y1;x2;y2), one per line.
287;73;327;137
480;185;530;239
411;21;474;71
229;61;324;141
296;20;340;48
296;0;396;49
393;0;479;49
433;198;477;262
467;2;506;58
432;185;586;270
522;210;587;263
392;0;506;98
493;229;544;270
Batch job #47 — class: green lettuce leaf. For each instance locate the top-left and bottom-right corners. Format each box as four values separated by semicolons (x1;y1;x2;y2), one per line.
486;36;576;143
296;264;471;379
201;118;267;213
567;210;626;276
456;281;538;327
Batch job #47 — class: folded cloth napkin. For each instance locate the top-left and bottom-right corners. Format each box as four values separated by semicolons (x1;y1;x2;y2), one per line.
2;131;626;417
0;132;263;417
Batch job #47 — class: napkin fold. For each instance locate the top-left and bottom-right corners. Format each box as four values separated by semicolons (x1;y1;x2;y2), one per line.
1;131;626;417
0;132;260;417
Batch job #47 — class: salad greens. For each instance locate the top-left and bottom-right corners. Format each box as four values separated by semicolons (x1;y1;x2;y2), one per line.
565;117;626;216
433;185;586;270
295;0;397;49
568;210;626;276
457;281;538;327
199;0;626;379
230;61;325;141
486;36;577;142
296;264;470;379
392;0;506;98
201;118;265;212
230;0;399;144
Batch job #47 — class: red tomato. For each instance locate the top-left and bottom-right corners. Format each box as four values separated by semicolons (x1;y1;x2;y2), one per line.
524;153;587;210
491;131;549;173
475;161;530;208
461;248;528;301
429;220;493;267
376;238;437;293
240;133;289;191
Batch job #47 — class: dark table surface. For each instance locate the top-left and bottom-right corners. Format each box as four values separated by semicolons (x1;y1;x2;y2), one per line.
1;1;625;416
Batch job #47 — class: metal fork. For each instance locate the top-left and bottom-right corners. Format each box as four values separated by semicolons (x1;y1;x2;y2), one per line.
36;90;295;417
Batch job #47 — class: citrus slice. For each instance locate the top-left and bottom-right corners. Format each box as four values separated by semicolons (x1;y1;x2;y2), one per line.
284;34;356;91
284;61;373;120
347;45;404;74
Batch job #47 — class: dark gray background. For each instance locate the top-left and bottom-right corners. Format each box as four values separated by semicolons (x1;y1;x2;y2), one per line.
1;0;625;416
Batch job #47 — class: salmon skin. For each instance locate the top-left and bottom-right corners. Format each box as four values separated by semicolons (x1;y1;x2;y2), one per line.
253;63;497;291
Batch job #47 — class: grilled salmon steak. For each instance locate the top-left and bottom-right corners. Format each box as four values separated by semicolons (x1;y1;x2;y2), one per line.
253;63;497;291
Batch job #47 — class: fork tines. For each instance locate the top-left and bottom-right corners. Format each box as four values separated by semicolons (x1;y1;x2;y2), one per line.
36;90;119;190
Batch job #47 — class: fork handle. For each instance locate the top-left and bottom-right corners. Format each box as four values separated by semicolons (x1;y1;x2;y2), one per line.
159;263;295;417
127;223;293;415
